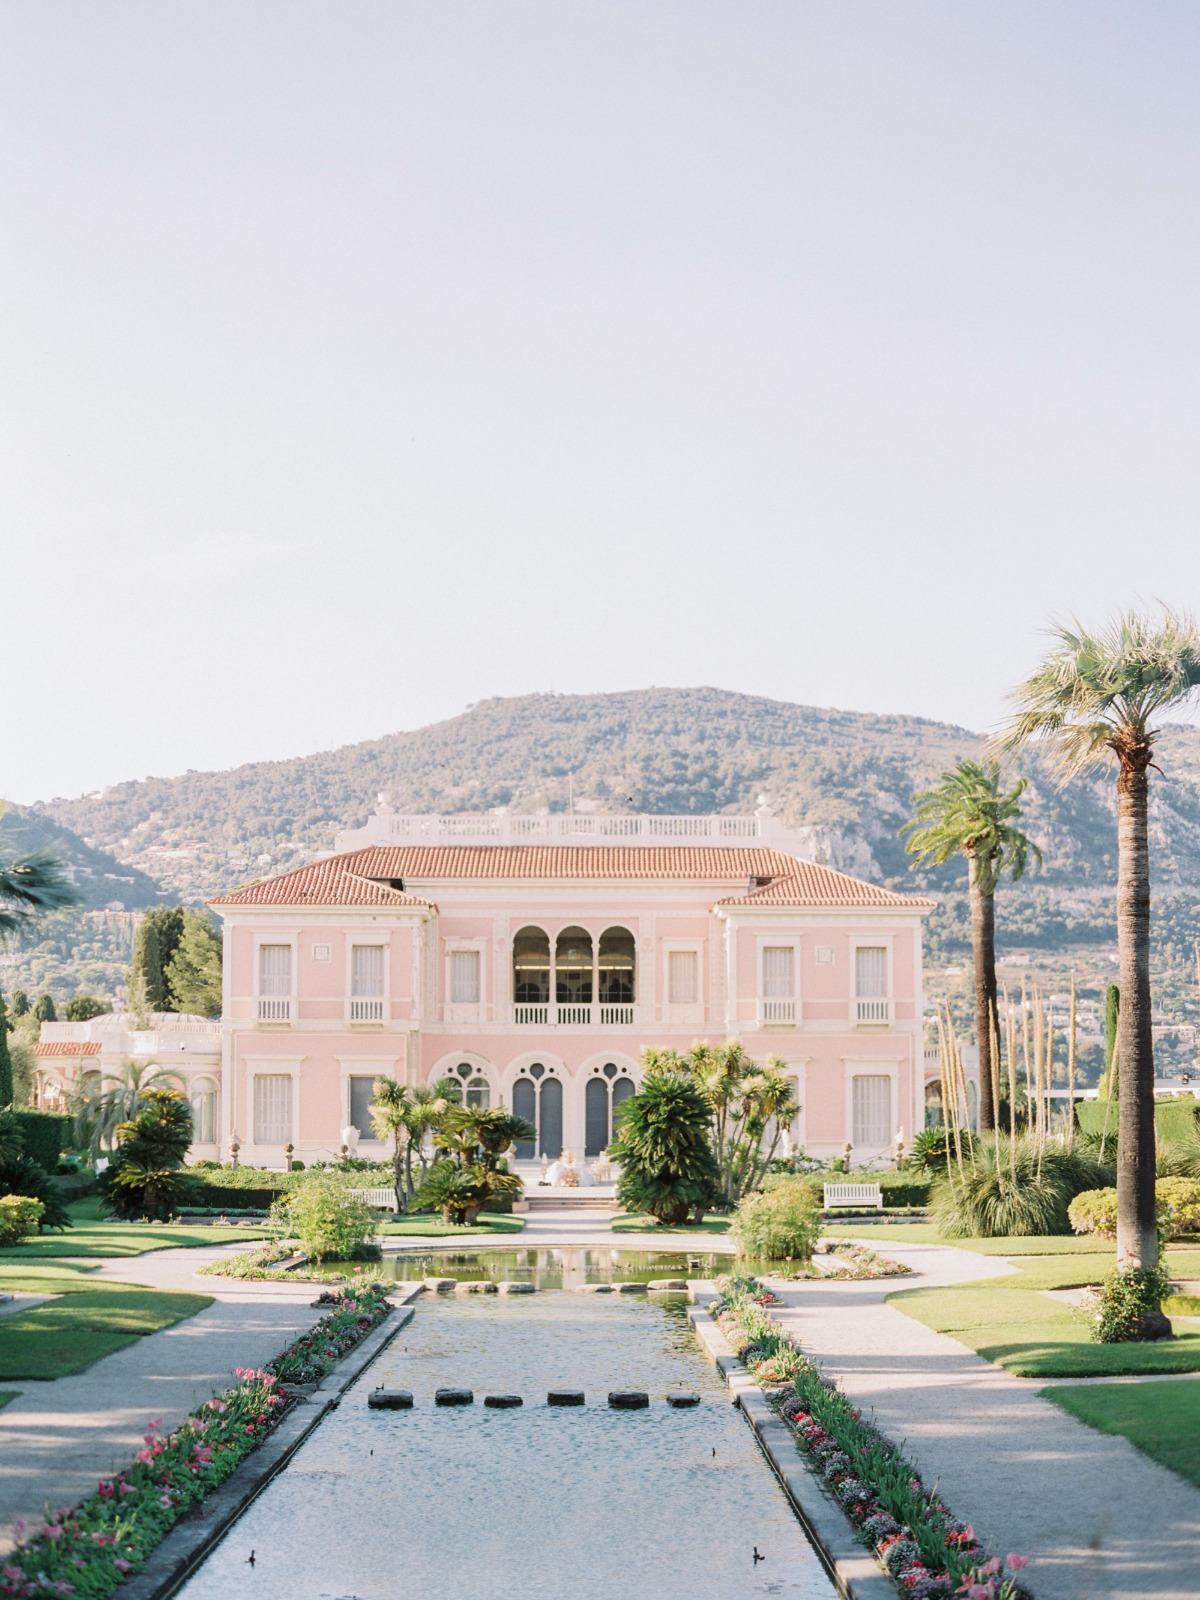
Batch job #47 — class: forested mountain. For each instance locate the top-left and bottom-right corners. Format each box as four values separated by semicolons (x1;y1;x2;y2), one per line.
17;688;1200;1062
0;804;165;911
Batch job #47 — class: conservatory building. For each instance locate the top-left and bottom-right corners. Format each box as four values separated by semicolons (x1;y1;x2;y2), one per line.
205;807;936;1169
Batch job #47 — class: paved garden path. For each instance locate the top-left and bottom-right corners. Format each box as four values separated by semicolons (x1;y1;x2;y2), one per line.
768;1238;1200;1600
0;1244;321;1552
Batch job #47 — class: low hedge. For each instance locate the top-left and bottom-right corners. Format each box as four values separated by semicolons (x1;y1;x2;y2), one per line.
791;1174;932;1210
9;1110;72;1173
1076;1098;1200;1143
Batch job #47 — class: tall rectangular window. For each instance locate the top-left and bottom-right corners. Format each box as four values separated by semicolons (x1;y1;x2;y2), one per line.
762;947;794;998
855;947;887;998
351;945;385;997
852;1075;891;1146
668;950;698;1005
191;1086;216;1143
348;1075;377;1137
253;1074;293;1144
450;950;481;1004
258;944;292;996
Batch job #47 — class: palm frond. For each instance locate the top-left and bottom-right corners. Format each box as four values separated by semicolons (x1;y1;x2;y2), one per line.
0;852;81;939
902;758;1039;889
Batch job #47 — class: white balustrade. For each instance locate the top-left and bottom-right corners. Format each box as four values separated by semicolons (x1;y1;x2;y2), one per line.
510;1004;636;1027
759;998;796;1025
257;997;293;1023
349;997;384;1022
335;809;803;853
855;997;891;1025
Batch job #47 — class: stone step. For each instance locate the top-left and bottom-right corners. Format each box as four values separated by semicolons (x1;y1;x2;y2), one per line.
524;1195;619;1211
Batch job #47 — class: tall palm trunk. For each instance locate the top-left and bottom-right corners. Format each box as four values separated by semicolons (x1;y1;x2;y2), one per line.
1116;763;1158;1270
969;865;998;1132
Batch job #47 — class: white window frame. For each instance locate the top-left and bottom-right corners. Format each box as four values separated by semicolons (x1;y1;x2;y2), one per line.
248;1065;299;1148
773;1057;808;1155
254;935;297;1024
443;937;487;1023
756;935;800;1027
337;1056;404;1147
842;1057;900;1154
189;1076;219;1145
850;936;893;1026
661;940;704;1026
346;939;389;1024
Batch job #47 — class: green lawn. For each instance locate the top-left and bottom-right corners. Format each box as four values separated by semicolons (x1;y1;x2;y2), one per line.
610;1213;732;1234
0;1392;15;1410
1045;1379;1200;1489
889;1248;1200;1378
0;1260;212;1380
378;1213;525;1237
0;1196;273;1259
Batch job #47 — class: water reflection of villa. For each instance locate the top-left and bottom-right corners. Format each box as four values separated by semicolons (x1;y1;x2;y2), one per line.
197;805;935;1169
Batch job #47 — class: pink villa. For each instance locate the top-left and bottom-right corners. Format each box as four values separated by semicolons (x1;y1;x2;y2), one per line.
199;805;937;1173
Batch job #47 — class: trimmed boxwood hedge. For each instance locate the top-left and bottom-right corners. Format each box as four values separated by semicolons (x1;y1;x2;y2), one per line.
791;1172;932;1210
10;1111;72;1173
1076;1098;1200;1143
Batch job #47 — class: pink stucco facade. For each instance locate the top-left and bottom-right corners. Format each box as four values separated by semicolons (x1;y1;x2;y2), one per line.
208;812;935;1170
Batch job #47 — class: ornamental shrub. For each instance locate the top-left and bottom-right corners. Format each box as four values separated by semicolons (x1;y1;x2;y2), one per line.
269;1171;380;1261
609;1070;721;1225
7;1110;71;1172
0;1111;71;1229
930;1137;1110;1237
0;1194;44;1244
1093;1263;1173;1343
1069;1178;1200;1240
1068;1186;1118;1237
731;1176;821;1261
103;1091;197;1221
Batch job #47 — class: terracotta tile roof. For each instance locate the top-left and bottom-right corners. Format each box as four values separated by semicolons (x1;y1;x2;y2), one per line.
342;845;806;882
716;866;936;910
34;1040;102;1057
210;857;436;909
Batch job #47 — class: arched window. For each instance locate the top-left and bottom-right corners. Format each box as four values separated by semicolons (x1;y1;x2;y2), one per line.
584;1061;636;1156
511;1063;562;1159
466;1076;491;1110
554;927;593;1012
443;1061;491;1109
924;1081;944;1129
598;927;636;1020
190;1077;218;1144
512;928;550;1019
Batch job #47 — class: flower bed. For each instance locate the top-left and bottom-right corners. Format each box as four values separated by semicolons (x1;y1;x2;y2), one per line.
711;1276;1031;1600
770;1243;912;1281
197;1243;296;1279
1;1284;391;1598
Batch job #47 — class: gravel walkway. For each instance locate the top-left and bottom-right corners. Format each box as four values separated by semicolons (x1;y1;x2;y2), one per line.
768;1239;1200;1600
0;1244;321;1552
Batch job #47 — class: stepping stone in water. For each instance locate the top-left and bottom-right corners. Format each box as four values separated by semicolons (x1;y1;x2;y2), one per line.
608;1391;650;1410
368;1390;413;1410
614;1282;648;1294
497;1281;536;1293
547;1390;586;1406
423;1277;458;1292
647;1279;689;1291
666;1392;700;1408
484;1394;523;1408
575;1283;613;1293
435;1388;474;1406
457;1281;498;1294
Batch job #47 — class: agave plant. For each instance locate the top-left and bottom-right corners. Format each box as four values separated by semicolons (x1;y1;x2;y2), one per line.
930;1137;1112;1238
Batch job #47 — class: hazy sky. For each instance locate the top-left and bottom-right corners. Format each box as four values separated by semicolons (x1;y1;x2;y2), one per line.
4;2;1198;803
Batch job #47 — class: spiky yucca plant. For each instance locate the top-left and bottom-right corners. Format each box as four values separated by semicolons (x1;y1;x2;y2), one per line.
930;1138;1111;1238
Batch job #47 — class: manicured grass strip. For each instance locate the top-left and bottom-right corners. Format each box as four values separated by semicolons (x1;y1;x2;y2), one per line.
0;1287;212;1379
890;1256;1200;1377
0;1391;16;1410
610;1213;731;1234
0;1195;273;1258
378;1212;525;1236
1044;1378;1200;1490
0;1260;105;1295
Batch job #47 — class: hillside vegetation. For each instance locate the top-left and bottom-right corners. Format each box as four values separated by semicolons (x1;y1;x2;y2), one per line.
15;688;1200;1060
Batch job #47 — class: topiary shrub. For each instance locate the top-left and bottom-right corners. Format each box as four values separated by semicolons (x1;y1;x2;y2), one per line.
269;1171;380;1261
731;1176;821;1261
930;1138;1111;1237
1068;1187;1118;1238
102;1091;197;1221
0;1195;44;1244
609;1070;721;1226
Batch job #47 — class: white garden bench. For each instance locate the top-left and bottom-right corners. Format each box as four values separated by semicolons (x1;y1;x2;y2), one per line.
349;1187;399;1212
822;1182;883;1211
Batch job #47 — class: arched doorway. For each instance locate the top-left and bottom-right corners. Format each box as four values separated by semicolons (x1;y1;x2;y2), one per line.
584;1061;637;1156
598;927;636;1022
554;927;593;1022
512;1062;563;1159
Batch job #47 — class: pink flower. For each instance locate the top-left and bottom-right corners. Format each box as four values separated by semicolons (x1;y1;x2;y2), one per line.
13;1519;26;1534
97;1481;114;1500
1006;1554;1029;1570
135;1449;153;1465
982;1557;1001;1575
114;1558;132;1574
967;1587;992;1600
43;1524;64;1541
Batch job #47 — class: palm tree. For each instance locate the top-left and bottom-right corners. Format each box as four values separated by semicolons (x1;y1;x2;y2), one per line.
73;1059;185;1156
903;760;1039;1132
370;1079;456;1212
0;848;79;940
997;607;1200;1278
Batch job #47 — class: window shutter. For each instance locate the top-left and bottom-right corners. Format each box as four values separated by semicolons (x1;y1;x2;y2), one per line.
851;1075;891;1145
258;945;292;996
668;950;698;1005
855;947;887;998
348;1075;376;1136
762;947;794;999
450;950;481;1004
351;945;384;997
253;1075;293;1144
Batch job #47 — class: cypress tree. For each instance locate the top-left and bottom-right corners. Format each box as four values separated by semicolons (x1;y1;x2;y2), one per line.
0;991;12;1107
9;990;29;1019
32;993;56;1024
130;908;185;1013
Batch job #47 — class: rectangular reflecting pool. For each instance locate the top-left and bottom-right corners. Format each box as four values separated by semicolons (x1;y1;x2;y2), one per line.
176;1290;836;1600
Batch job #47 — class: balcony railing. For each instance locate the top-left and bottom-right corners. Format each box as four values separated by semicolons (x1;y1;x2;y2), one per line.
257;997;293;1023
512;1004;635;1027
349;997;384;1023
855;997;891;1025
759;997;796;1025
